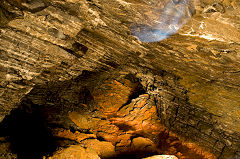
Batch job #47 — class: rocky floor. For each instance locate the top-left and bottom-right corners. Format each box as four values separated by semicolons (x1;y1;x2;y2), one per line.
0;74;217;159
45;77;216;159
47;78;216;159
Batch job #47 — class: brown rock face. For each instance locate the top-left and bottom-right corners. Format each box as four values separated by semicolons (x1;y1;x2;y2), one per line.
92;79;139;114
80;139;116;158
143;155;178;159
0;0;240;158
47;145;100;159
42;77;214;159
0;138;17;159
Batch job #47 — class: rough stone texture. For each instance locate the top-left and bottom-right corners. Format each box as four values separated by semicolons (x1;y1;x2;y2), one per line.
46;145;100;159
141;71;240;158
1;0;240;158
0;74;214;158
143;155;178;159
0;138;17;159
33;76;214;159
52;128;97;143
131;137;156;151
80;139;116;158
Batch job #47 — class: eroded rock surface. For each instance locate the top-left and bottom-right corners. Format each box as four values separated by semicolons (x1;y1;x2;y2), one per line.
143;155;178;159
46;145;100;159
0;137;17;159
0;0;240;158
37;76;214;159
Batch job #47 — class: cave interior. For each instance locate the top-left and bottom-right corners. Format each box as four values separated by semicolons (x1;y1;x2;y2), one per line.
0;0;240;159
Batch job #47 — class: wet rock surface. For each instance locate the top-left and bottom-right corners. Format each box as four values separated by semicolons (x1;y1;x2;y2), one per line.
0;0;240;158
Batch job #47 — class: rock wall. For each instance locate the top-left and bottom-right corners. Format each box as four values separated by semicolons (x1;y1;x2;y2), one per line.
1;0;240;158
138;71;240;158
0;71;215;159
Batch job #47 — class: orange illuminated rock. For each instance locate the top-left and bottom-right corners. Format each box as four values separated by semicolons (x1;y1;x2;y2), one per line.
115;134;132;147
65;79;216;159
69;112;89;130
143;155;178;159
47;145;100;159
80;139;116;158
52;128;96;143
131;137;156;151
92;79;139;114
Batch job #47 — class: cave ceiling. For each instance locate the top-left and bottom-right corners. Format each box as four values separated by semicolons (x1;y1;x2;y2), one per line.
0;0;240;158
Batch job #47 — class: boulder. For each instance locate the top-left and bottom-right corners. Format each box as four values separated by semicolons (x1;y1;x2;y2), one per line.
143;155;178;159
47;145;100;159
80;139;116;158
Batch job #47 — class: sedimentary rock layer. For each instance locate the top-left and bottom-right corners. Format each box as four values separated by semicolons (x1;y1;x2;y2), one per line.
0;0;240;158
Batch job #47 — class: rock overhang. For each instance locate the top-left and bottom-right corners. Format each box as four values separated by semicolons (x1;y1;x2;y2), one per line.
0;0;240;158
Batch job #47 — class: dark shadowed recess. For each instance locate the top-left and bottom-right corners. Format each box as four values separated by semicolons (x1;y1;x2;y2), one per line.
119;73;146;107
0;100;57;159
105;149;158;159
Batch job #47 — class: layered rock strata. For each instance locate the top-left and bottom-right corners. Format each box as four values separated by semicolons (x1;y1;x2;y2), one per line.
0;0;240;158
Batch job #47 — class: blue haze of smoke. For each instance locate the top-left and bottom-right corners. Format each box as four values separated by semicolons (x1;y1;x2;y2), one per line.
132;0;190;42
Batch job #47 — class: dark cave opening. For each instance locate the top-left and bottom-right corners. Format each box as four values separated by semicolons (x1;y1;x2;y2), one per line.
116;73;147;111
0;101;57;159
